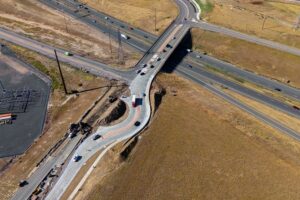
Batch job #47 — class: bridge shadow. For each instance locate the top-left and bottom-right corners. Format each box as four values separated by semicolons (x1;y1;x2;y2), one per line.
161;29;193;73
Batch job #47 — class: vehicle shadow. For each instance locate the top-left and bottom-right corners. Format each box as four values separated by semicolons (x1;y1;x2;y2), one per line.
161;29;192;73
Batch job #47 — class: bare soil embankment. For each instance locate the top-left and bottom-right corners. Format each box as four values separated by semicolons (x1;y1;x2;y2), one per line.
76;73;300;200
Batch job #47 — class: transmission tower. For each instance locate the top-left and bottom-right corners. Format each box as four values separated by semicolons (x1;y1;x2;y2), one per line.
117;28;124;65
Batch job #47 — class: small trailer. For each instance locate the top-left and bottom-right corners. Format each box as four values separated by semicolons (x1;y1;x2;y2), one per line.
0;113;12;125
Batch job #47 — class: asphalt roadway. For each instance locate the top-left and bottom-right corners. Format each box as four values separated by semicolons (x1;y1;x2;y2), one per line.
177;68;300;141
40;0;300;102
188;20;300;57
0;27;133;82
45;0;191;199
2;27;300;120
7;0;300;199
176;60;300;119
38;0;300;117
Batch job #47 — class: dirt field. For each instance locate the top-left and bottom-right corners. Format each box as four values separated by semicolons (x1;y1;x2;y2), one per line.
0;45;114;200
82;0;178;35
203;0;300;48
73;73;300;200
0;0;139;68
192;29;300;88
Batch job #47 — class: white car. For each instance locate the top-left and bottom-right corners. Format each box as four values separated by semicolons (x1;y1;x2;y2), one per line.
121;33;129;40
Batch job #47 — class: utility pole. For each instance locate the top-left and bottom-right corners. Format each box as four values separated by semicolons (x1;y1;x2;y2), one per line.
54;50;68;95
262;15;267;30
117;29;124;65
63;15;69;33
154;8;157;32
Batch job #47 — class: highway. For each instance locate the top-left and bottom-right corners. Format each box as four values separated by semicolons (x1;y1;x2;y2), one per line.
7;0;300;199
189;20;300;57
37;0;300;117
11;136;82;200
2;26;300;118
175;59;300;119
39;0;300;102
45;0;191;199
177;68;300;142
0;27;133;82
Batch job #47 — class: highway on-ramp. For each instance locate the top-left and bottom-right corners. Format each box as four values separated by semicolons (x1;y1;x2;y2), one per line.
188;20;300;57
40;0;300;103
7;1;300;199
45;0;191;199
0;27;133;82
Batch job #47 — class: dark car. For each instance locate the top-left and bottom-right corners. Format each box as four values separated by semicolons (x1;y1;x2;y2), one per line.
166;44;173;49
68;132;77;139
93;134;102;141
274;88;282;92
19;180;28;187
134;121;141;126
73;154;82;162
293;105;300;110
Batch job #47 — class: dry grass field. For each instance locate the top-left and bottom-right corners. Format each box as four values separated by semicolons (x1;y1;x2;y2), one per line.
192;29;300;88
0;0;139;68
224;88;300;133
75;73;300;200
82;0;178;35
204;0;300;48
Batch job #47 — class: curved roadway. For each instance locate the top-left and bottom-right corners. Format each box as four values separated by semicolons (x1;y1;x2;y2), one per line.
45;0;193;199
